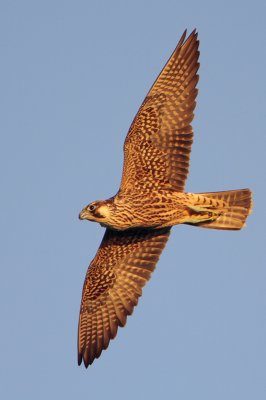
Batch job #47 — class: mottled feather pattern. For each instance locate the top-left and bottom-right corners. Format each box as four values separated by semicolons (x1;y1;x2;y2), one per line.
78;227;170;367
77;30;252;367
120;30;199;193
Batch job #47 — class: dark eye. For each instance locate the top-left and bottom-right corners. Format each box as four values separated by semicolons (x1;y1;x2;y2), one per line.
88;204;96;212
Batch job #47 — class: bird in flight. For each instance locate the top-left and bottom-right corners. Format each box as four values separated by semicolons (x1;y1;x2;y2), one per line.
78;29;252;367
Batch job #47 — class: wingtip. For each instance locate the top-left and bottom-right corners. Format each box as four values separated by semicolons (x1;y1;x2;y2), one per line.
78;352;91;368
81;355;91;368
78;353;82;366
187;28;198;41
177;29;188;47
182;28;198;36
178;28;199;49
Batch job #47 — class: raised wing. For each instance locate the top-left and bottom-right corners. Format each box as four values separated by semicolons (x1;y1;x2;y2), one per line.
78;227;170;367
119;30;199;193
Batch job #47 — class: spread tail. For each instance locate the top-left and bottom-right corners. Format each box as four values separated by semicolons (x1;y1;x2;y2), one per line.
186;188;253;230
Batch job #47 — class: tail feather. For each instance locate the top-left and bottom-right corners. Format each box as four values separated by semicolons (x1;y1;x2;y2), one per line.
190;188;253;230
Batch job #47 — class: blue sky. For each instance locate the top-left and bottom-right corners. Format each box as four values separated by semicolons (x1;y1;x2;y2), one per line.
1;1;265;399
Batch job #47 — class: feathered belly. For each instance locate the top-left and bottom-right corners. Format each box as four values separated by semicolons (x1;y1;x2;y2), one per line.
108;193;190;230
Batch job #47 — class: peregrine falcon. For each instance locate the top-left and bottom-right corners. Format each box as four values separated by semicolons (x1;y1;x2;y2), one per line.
78;30;252;367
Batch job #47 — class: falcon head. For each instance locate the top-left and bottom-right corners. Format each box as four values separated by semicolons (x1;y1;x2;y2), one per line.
79;200;113;226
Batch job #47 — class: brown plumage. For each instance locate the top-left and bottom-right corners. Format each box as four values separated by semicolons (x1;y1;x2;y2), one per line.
78;228;170;367
78;30;252;367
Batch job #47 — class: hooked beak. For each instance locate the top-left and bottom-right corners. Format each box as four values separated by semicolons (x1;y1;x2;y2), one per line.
79;209;89;220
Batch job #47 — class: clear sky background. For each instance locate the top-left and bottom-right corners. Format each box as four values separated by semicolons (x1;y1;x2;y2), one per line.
1;1;265;399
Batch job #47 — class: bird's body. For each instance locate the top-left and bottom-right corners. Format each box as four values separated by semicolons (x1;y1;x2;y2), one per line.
80;189;251;231
77;30;252;367
81;191;194;230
